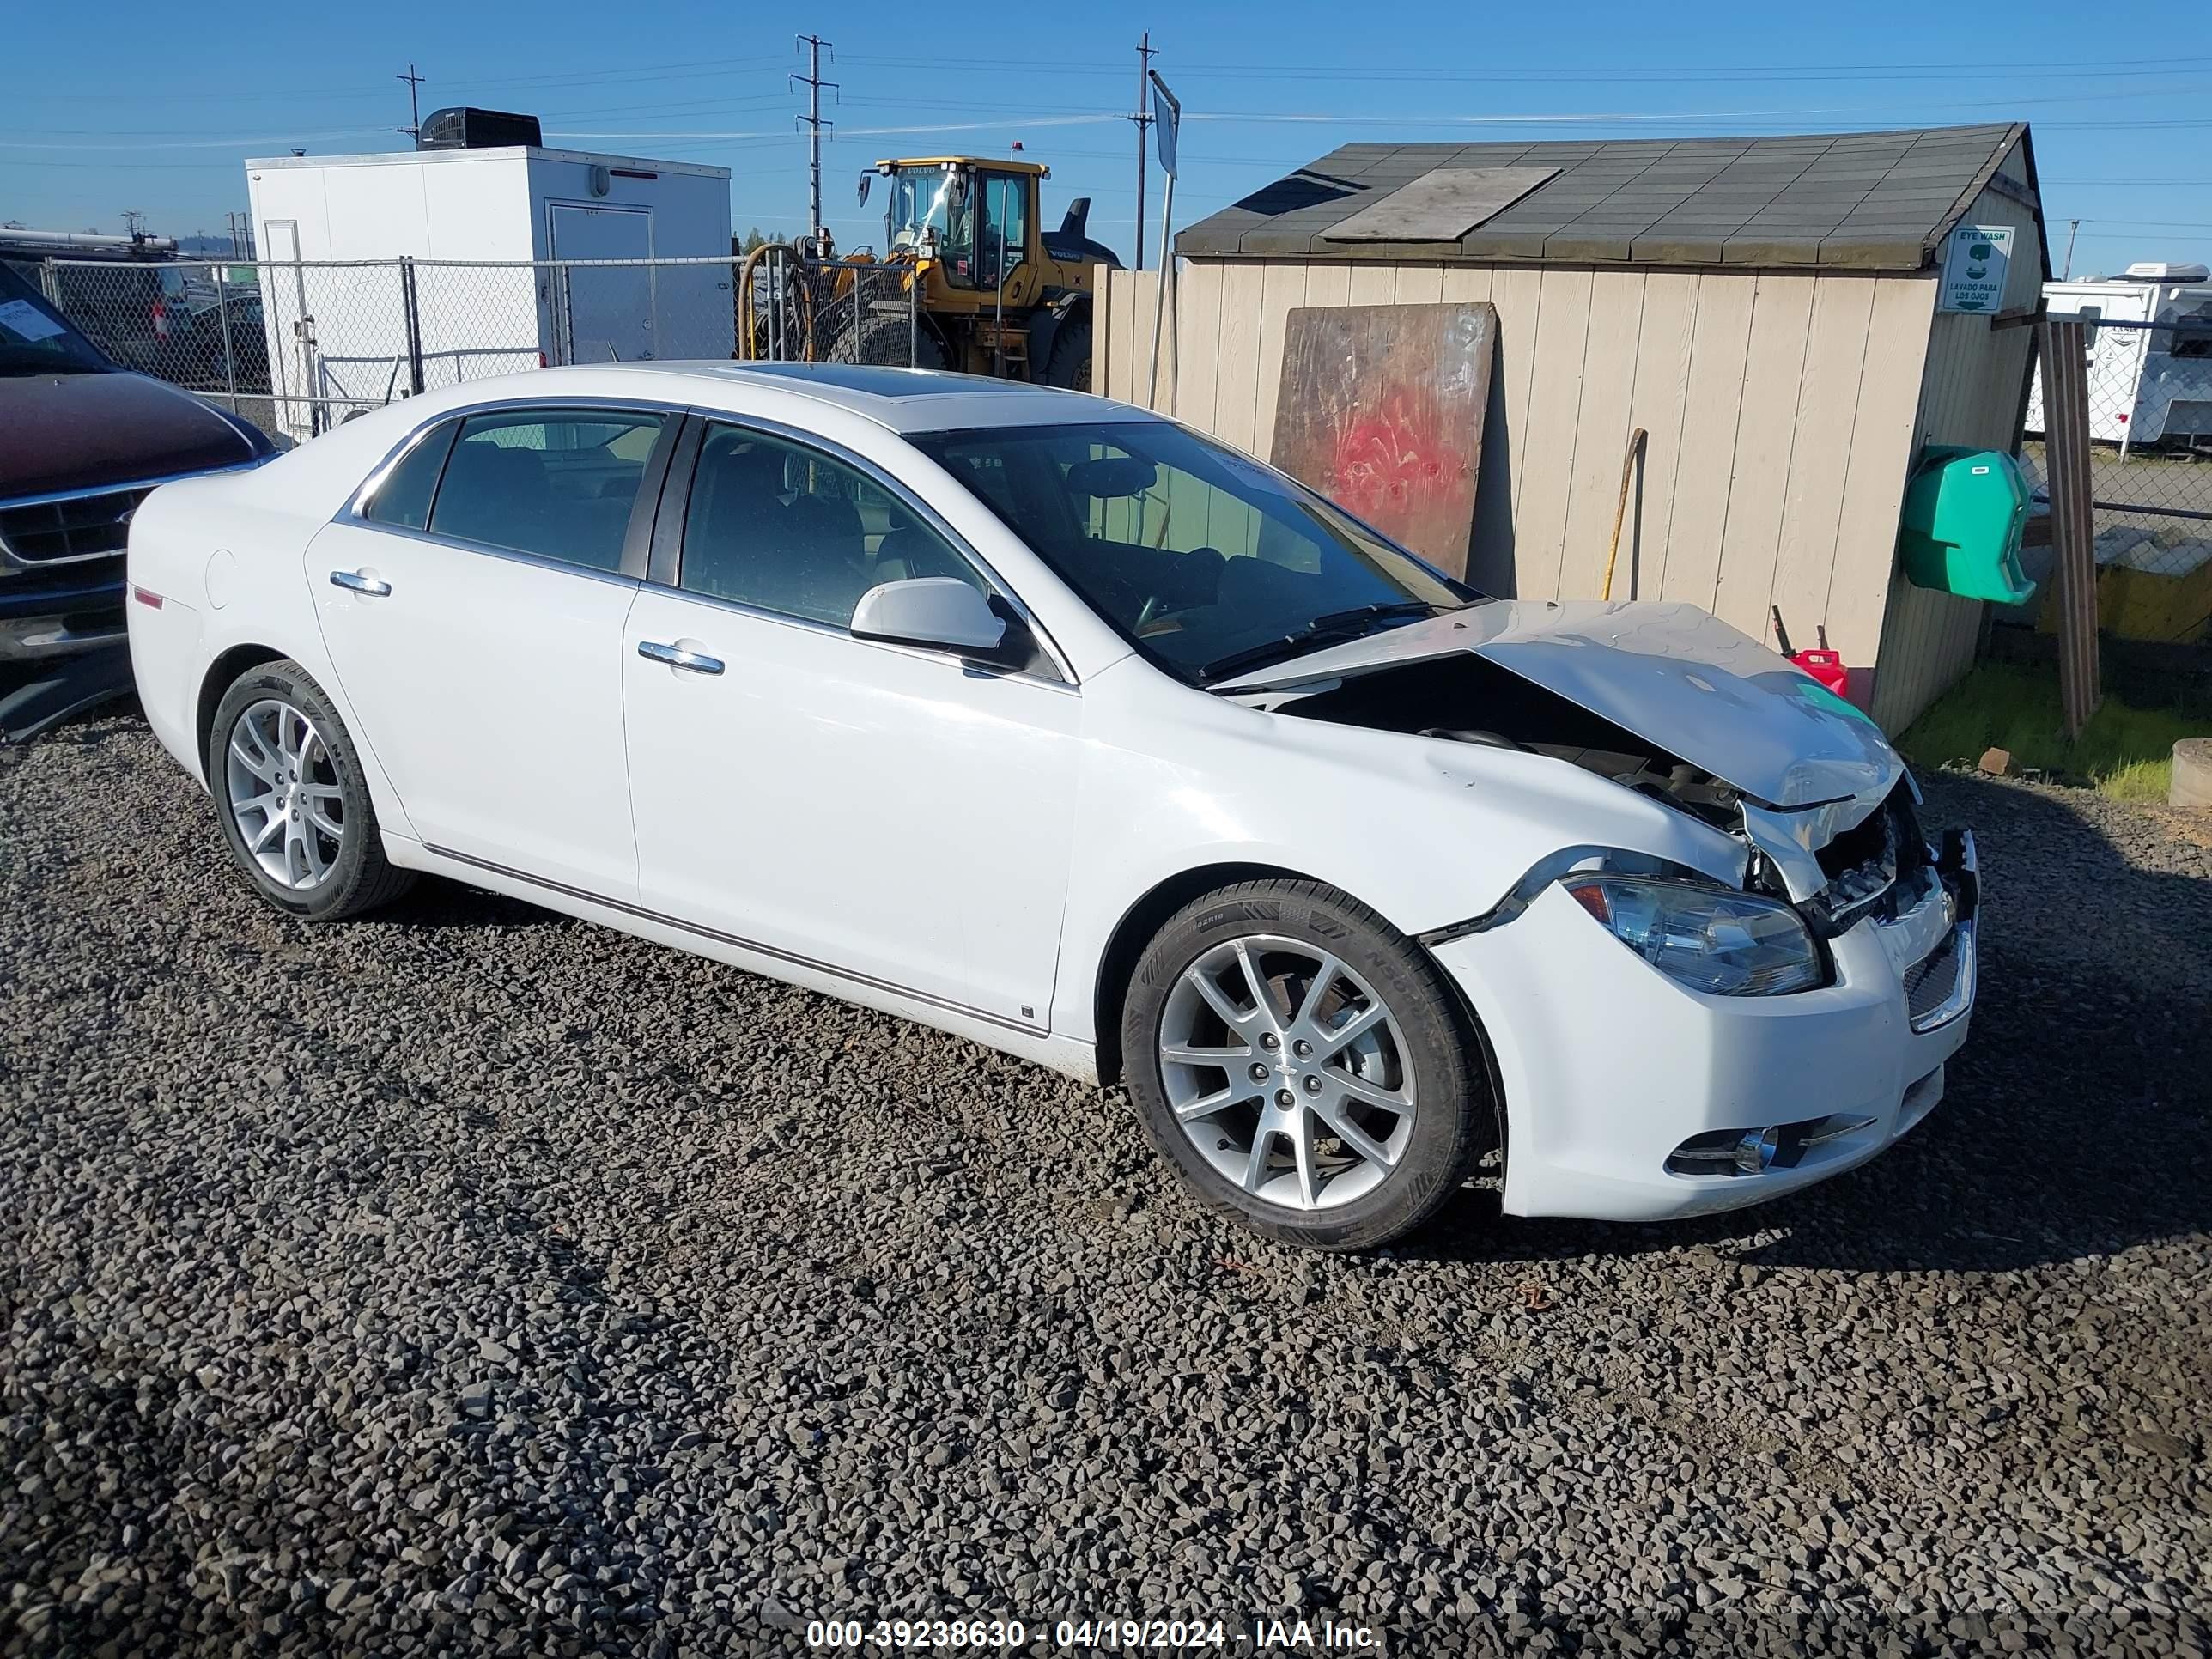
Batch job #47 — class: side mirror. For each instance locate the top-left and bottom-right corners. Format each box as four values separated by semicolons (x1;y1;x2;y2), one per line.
857;173;872;206
850;577;1019;665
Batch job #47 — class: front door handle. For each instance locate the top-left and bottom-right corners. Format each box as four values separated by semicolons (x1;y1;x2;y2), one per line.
637;640;725;675
329;569;392;597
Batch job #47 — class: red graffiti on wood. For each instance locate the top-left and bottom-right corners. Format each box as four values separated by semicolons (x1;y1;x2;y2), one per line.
1272;303;1497;580
1325;387;1470;530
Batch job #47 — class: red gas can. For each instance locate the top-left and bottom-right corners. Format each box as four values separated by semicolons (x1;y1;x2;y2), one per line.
1791;648;1849;697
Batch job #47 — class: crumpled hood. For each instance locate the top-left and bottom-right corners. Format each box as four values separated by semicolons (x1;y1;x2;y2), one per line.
1218;599;1904;811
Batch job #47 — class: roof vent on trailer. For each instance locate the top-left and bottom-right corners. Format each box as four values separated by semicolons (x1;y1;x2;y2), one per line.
2124;261;2210;283
416;107;544;150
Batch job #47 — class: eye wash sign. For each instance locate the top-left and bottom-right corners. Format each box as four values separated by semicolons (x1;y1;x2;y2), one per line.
1941;224;2014;313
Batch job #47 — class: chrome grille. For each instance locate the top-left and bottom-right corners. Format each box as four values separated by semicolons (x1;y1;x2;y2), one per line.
1905;926;1964;1023
0;485;155;564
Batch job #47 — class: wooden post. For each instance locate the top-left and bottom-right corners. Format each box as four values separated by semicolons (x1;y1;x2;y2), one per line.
2036;317;2101;739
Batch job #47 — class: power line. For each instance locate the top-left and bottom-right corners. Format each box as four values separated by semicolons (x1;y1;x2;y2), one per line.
836;50;2212;81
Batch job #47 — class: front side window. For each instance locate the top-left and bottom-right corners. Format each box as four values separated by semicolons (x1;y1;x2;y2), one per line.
680;423;981;627
909;421;1474;683
425;407;664;572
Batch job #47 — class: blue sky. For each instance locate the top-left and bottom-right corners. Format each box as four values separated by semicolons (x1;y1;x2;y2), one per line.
7;0;2209;277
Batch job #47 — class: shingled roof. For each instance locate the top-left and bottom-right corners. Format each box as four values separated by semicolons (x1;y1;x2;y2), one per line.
1175;123;2038;270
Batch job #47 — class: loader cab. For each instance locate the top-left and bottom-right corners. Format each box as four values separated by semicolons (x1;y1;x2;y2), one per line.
878;159;1045;301
861;154;1114;387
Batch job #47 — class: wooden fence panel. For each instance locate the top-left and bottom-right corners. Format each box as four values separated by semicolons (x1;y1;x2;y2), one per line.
2038;317;2102;738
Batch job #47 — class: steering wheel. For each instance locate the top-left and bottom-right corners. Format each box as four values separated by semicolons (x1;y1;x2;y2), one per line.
1134;547;1224;633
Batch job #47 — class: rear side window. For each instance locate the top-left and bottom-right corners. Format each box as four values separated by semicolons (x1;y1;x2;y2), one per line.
363;422;458;530
426;408;665;572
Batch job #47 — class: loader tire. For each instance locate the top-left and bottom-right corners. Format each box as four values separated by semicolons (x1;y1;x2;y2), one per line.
829;316;947;371
1042;317;1092;392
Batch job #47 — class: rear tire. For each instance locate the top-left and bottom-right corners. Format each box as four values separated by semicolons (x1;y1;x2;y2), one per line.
207;659;414;921
1121;878;1488;1250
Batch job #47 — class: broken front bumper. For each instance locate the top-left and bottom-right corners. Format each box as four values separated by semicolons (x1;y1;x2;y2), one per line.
1428;829;1979;1224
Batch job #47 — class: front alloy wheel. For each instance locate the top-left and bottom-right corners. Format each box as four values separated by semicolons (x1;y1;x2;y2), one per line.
1160;935;1417;1211
1123;878;1490;1250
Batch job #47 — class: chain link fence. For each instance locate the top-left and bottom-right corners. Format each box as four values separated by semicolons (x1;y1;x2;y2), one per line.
2022;317;2212;644
28;252;923;450
735;246;923;369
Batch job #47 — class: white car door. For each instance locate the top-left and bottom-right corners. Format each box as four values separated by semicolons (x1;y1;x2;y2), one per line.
621;417;1079;1030
311;404;672;899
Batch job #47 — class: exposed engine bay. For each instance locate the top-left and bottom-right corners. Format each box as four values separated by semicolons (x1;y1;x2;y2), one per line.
1268;653;1747;830
1260;647;1954;938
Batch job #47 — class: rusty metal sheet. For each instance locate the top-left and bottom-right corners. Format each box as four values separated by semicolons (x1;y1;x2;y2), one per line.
1268;302;1497;580
1321;167;1559;243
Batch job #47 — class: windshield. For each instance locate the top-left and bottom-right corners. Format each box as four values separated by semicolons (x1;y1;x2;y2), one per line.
887;167;967;257
0;265;109;375
908;421;1478;683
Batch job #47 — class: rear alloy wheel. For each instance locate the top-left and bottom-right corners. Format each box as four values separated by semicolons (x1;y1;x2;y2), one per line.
1122;879;1489;1249
209;659;413;921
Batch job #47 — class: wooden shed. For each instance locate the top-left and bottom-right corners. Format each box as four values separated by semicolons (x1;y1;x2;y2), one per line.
1095;123;2050;730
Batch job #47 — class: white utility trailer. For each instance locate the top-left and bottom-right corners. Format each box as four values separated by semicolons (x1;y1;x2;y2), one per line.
2027;262;2212;453
246;136;732;444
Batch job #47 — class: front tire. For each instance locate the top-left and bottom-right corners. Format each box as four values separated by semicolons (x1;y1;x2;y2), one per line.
827;314;949;370
1121;878;1488;1250
207;659;414;921
1042;316;1091;392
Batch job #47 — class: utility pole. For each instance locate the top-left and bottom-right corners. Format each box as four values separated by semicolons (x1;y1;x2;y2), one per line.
2063;218;2081;281
397;62;426;147
793;36;837;257
1131;33;1157;270
121;210;145;240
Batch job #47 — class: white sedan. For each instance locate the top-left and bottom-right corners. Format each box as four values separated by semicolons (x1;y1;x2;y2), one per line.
127;363;1977;1249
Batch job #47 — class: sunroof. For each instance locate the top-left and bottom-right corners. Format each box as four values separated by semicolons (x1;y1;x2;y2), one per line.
726;362;1028;398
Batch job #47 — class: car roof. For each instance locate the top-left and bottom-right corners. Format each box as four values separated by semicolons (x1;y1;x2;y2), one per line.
591;361;1165;434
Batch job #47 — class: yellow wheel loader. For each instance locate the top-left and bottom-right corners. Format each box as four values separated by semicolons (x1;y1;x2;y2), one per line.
832;157;1122;387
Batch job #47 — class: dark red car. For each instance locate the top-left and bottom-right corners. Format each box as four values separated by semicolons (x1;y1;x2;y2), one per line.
1;264;273;732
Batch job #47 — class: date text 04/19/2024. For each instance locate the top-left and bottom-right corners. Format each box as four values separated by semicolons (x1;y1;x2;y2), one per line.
804;1619;1382;1650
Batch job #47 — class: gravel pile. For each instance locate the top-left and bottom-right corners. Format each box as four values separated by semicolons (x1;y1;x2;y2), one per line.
3;714;2209;1657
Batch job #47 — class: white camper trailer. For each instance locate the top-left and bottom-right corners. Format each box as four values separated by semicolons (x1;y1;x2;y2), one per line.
246;130;731;444
2027;262;2212;453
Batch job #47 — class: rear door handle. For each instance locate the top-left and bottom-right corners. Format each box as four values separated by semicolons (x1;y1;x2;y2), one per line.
637;640;725;675
329;569;392;597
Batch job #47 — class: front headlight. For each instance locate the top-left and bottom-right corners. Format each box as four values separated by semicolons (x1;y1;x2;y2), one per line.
1562;876;1822;996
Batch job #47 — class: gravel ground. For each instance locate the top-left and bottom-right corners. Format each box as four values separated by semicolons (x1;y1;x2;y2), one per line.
3;711;2209;1658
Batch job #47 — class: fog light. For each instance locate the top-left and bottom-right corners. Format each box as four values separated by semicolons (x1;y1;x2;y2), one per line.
1734;1127;1781;1174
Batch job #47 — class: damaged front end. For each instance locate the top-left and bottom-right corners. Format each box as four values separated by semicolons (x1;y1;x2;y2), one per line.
1229;607;1976;1018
